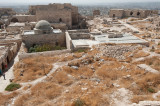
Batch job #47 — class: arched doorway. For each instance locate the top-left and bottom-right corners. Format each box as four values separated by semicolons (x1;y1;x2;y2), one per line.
0;22;3;29
137;12;140;16
113;14;115;18
11;18;19;22
7;56;9;64
130;11;133;16
59;18;62;22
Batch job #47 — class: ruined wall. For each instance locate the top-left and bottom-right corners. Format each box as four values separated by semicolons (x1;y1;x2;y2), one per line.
21;33;66;48
109;9;159;18
70;33;91;40
0;8;16;17
109;9;124;18
12;15;36;22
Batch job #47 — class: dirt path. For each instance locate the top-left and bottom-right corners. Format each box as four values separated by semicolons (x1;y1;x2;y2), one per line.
0;53;20;92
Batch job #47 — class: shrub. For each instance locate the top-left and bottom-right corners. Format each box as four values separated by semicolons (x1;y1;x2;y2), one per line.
5;83;21;91
28;44;66;53
72;98;85;106
147;88;155;93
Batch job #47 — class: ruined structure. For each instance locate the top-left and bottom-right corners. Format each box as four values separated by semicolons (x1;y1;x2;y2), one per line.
12;3;86;29
109;9;158;19
0;8;16;28
93;10;100;16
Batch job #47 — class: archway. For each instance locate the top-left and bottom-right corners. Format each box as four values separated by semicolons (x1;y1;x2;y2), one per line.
11;18;19;22
130;11;133;16
0;22;3;29
59;18;62;22
7;56;9;64
113;14;115;18
137;12;140;16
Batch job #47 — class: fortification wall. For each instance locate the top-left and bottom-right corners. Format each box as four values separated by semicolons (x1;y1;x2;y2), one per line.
109;9;124;18
36;9;72;28
109;9;159;18
12;15;36;22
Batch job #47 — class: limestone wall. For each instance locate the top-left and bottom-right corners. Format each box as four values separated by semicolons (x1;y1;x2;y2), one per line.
109;9;159;18
36;9;72;28
21;32;66;48
70;33;91;40
0;8;16;17
12;15;36;22
65;31;73;50
109;9;124;18
19;49;71;60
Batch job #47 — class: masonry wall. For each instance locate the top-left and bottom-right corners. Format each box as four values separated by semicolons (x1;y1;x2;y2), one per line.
12;15;36;22
109;9;124;18
109;9;159;18
36;9;72;28
21;33;66;48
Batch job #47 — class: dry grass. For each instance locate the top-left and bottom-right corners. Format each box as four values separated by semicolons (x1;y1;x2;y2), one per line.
0;92;18;105
14;82;63;106
96;61;127;80
142;56;160;71
63;66;94;78
133;51;150;58
47;70;74;86
131;95;154;103
13;57;53;83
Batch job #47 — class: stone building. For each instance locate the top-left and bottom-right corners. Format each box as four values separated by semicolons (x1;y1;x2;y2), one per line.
109;9;158;19
0;8;16;28
21;20;65;49
12;3;86;29
93;10;100;16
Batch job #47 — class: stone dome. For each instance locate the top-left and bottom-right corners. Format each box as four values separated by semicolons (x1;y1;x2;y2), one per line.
35;20;52;30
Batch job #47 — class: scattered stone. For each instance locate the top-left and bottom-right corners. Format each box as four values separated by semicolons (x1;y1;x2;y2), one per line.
71;66;79;70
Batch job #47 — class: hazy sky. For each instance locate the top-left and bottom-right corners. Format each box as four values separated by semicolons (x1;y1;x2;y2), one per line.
1;0;160;5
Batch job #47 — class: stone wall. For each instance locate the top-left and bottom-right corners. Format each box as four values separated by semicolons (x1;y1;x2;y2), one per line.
70;33;91;40
109;9;159;18
36;9;72;28
28;3;80;29
109;9;124;18
0;8;16;17
12;15;36;22
19;49;71;60
65;31;73;50
21;32;66;48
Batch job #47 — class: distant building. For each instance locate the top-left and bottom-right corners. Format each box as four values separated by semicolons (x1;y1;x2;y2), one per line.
93;10;100;16
109;9;158;19
11;3;86;29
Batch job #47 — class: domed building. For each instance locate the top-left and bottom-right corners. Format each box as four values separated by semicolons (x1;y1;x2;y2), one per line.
34;20;53;34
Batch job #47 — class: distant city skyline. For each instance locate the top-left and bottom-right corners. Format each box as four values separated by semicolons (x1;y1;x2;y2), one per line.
0;0;160;5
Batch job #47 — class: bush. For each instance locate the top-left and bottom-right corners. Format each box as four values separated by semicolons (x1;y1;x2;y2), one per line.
5;83;21;91
28;44;66;53
147;88;155;93
72;98;85;106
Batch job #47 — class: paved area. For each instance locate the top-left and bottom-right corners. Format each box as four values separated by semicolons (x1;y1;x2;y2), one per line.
0;53;19;92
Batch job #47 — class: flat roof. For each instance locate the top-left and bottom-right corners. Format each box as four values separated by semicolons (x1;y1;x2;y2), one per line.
9;23;25;27
23;29;62;35
94;33;148;44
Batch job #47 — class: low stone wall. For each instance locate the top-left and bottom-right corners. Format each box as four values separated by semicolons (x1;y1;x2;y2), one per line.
19;49;71;60
65;31;73;50
68;29;90;33
70;33;91;40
